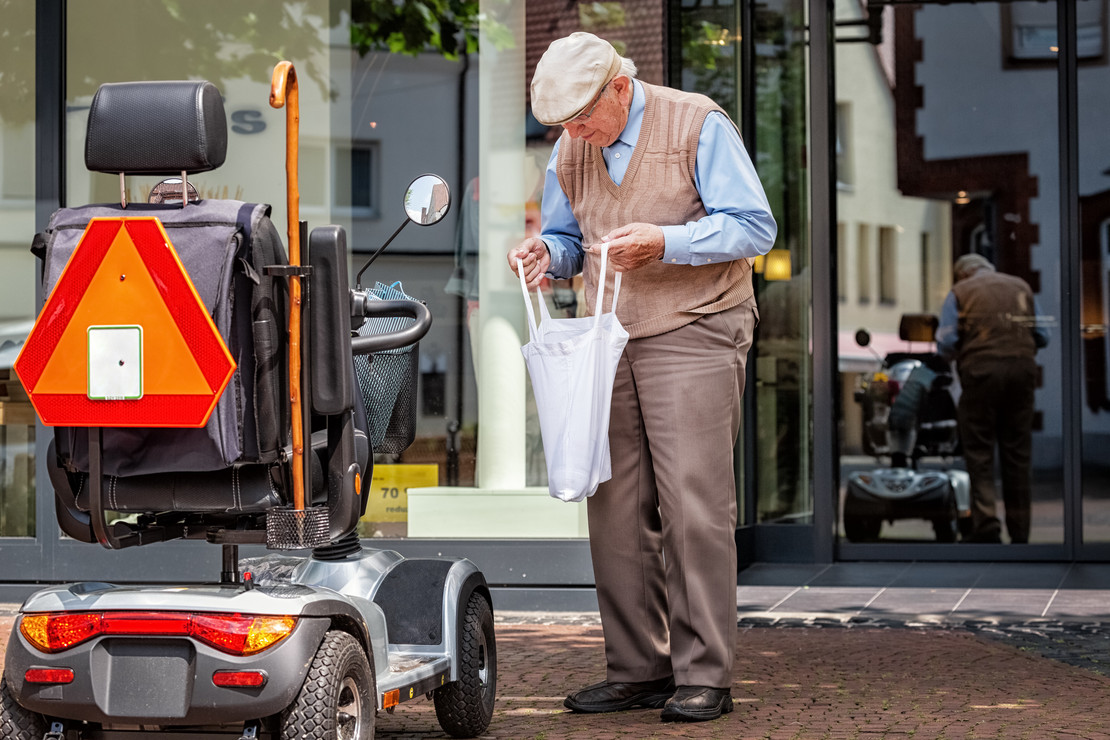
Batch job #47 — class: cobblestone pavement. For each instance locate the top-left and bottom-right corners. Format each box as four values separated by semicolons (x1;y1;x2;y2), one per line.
5;609;1110;738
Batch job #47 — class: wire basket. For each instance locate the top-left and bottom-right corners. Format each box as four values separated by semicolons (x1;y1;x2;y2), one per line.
266;505;331;550
354;282;421;456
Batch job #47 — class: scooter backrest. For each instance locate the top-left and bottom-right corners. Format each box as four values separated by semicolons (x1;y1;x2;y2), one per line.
898;313;939;343
85;80;227;175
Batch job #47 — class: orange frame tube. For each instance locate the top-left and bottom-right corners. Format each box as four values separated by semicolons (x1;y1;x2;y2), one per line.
269;61;306;511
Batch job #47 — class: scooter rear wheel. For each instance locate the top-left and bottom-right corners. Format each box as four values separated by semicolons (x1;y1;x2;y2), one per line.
281;630;375;740
433;592;496;738
932;496;959;543
844;512;883;542
0;675;46;740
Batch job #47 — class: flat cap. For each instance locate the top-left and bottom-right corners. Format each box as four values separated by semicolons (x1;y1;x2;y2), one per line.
954;253;995;281
531;32;622;126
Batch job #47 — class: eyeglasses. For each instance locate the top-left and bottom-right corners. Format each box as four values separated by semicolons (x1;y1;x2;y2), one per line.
569;82;609;124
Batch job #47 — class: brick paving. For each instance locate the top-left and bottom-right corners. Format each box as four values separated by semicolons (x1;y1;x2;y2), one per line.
373;622;1110;739
7;611;1110;738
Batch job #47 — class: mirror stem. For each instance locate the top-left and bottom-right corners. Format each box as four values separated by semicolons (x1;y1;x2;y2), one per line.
355;219;409;290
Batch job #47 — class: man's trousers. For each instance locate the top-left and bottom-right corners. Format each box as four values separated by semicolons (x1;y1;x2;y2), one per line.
957;356;1037;543
586;297;757;689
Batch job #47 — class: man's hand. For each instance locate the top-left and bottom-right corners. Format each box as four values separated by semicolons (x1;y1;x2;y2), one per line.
508;237;551;290
587;222;664;271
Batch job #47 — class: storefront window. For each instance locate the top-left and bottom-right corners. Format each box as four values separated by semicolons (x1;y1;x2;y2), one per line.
835;0;1064;545
0;0;37;538
751;0;811;524
406;0;804;539
21;0;796;547
60;1;489;540
673;0;813;526
65;1;352;247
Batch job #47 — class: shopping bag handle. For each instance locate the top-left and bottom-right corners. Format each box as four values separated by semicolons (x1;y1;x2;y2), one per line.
517;257;540;339
597;241;622;321
516;242;622;333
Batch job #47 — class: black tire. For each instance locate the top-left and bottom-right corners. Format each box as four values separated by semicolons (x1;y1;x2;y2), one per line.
843;508;883;542
932;516;958;543
433;592;496;738
957;514;975;540
1;674;46;740
281;630;375;740
933;496;959;543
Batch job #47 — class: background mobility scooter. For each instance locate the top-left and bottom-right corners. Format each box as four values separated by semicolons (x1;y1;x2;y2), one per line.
0;67;495;739
843;314;972;542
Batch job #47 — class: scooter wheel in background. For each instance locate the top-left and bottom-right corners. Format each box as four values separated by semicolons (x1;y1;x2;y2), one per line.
933;497;959;543
844;513;883;542
434;592;497;737
0;674;46;740
281;630;375;740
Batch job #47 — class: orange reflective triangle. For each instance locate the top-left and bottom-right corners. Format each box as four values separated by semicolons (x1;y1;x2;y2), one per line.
35;226;213;396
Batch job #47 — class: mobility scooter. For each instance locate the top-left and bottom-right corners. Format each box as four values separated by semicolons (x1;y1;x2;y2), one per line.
0;67;495;739
843;314;971;542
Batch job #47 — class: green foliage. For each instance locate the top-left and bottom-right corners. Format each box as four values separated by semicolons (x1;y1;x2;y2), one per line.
349;0;507;59
681;20;737;116
579;2;626;31
0;0;35;125
64;0;331;101
0;0;516;123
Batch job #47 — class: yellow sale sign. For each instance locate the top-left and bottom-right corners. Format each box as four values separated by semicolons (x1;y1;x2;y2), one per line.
363;464;439;523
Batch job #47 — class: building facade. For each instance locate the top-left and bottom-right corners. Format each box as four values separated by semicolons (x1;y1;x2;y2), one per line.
0;0;1107;603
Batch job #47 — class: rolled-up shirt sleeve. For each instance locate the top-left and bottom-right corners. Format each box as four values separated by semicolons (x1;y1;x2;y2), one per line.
659;111;777;264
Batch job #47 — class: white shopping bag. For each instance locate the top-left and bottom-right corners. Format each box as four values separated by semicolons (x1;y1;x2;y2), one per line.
518;245;629;502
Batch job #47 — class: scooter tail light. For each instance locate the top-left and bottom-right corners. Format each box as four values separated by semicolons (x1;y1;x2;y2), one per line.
212;670;268;688
100;612;191;636
19;611;296;656
24;668;75;684
244;615;298;655
191;613;297;655
20;613;101;653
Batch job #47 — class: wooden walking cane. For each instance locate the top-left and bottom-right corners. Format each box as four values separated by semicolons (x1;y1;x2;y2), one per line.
269;61;307;512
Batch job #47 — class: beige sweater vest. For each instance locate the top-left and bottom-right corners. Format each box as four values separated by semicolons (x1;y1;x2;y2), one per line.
556;82;754;339
951;270;1038;364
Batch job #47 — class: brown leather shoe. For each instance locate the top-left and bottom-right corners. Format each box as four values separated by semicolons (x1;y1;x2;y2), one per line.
563;676;676;713
660;685;734;722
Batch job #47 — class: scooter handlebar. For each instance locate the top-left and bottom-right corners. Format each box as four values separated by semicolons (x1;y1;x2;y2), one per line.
351;298;432;355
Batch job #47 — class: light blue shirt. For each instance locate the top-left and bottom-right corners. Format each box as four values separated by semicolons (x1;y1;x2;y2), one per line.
540;79;777;280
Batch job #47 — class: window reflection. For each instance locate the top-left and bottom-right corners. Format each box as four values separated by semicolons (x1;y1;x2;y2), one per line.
836;0;1063;544
675;0;813;526
0;0;36;538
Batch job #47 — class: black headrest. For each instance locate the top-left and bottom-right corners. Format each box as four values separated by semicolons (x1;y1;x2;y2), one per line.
898;313;939;342
85;80;227;176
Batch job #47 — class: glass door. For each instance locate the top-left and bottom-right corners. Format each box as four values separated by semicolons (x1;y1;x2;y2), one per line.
1077;0;1110;548
835;0;1065;550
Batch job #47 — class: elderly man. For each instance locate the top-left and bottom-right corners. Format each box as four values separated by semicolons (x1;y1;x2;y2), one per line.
508;32;776;722
936;253;1049;544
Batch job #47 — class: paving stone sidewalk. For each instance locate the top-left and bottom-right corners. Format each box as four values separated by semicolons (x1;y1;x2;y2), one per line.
377;621;1110;739
5;609;1110;738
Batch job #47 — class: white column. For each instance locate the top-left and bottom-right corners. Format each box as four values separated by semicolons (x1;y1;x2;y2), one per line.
474;0;528;489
